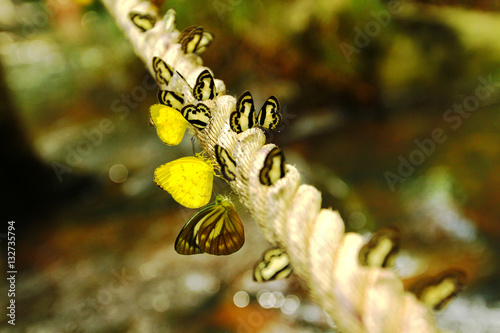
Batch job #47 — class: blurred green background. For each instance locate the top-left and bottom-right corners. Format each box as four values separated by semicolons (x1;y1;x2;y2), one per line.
1;0;500;332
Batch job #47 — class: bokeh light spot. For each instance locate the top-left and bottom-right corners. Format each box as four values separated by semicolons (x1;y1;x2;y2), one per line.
109;164;128;183
233;291;250;308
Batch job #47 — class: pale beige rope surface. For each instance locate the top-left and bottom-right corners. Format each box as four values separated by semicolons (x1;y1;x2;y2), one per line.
101;1;442;332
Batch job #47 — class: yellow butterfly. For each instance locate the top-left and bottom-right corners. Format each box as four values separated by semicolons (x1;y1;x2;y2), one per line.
175;195;244;255
150;104;188;146
154;154;214;209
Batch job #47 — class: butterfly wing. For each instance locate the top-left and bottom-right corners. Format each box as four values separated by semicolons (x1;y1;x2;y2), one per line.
181;104;211;129
215;145;237;181
129;12;157;32
358;227;400;268
152;57;173;86
259;147;287;186
158;90;185;111
230;91;255;133
195;32;214;54
154;156;213;208
193;70;215;101
197;198;244;255
256;96;282;130
179;26;213;54
253;248;293;282
150;104;188;146
175;203;218;255
179;26;203;54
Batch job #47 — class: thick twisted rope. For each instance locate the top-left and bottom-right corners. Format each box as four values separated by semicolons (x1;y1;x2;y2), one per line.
101;1;441;332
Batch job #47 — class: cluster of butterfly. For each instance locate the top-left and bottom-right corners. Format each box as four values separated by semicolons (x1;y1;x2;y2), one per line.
133;9;468;301
357;227;467;311
140;13;289;281
129;7;214;55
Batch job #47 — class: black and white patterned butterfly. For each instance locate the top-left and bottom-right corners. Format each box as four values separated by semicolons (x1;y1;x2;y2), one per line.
253;247;293;282
358;227;400;268
157;90;184;110
178;26;214;55
152;57;173;86
180;104;211;129
129;11;157;32
410;269;467;311
215;145;237;181
259;147;286;186
230;91;282;134
158;69;217;106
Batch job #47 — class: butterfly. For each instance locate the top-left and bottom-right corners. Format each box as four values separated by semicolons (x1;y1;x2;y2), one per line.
358;227;400;268
152;57;173;86
259;147;287;186
129;12;157;32
178;25;214;55
158;90;185;111
158;70;217;111
154;154;214;209
230;91;282;134
215;145;237;181
410;269;467;311
175;195;244;255
149;104;188;146
253;247;293;282
181;104;211;129
193;69;216;101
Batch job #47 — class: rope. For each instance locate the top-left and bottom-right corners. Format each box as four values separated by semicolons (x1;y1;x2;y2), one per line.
101;1;441;331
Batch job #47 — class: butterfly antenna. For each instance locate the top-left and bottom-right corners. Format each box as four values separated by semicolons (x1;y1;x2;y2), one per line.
190;136;197;155
176;70;193;91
